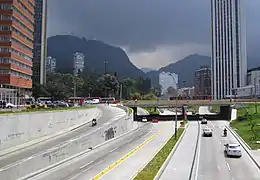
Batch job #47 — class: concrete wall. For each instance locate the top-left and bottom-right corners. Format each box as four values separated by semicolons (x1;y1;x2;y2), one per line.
0;108;100;151
0;112;135;180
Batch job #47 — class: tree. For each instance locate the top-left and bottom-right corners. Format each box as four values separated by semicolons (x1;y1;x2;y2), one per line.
97;74;119;97
167;86;177;97
32;83;50;98
45;73;84;99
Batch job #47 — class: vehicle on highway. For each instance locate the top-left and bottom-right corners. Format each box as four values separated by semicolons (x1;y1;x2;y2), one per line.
202;127;213;137
142;117;148;122
224;143;242;157
152;119;159;123
223;128;227;137
92;118;97;126
201;118;208;124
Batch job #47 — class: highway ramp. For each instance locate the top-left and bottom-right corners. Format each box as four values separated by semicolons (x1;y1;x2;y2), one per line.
160;120;260;180
0;105;126;168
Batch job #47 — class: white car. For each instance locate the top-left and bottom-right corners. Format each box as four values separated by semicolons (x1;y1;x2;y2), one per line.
224;143;242;157
142;117;148;122
202;127;213;137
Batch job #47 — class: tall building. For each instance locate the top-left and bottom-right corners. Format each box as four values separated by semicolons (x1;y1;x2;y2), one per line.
46;56;56;73
211;0;247;99
0;1;35;104
247;67;260;86
159;72;178;96
73;52;84;76
32;0;47;85
194;66;211;98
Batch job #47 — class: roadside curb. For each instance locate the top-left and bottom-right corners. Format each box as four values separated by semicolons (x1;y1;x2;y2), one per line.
153;123;189;180
0;108;101;157
226;125;260;170
18;122;149;180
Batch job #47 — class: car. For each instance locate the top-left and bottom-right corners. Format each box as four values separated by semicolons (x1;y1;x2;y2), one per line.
142;117;148;122
203;127;213;137
224;143;242;157
152;119;159;123
201;118;208;124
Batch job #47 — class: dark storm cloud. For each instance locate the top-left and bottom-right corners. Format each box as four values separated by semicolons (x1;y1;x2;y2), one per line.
47;0;260;54
47;0;211;52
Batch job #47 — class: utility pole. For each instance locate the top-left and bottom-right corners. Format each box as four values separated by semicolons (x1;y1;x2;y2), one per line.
104;60;108;74
120;83;123;101
175;100;178;139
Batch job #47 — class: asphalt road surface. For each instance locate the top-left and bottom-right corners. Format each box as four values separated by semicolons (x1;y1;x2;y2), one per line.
29;123;153;180
0;105;126;168
197;121;260;180
160;120;260;180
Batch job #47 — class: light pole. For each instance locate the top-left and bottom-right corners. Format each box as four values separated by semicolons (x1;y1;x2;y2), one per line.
254;78;258;113
104;60;108;74
175;100;178;139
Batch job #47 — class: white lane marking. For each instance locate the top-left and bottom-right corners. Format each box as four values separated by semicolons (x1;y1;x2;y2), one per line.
126;139;133;143
68;163;96;180
217;164;220;171
220;142;221;145
96;159;104;165
194;127;201;180
109;147;118;153
226;162;231;171
209;121;215;128
80;160;94;169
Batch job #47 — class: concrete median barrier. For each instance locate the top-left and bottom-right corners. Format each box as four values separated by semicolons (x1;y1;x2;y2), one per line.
0;108;99;151
0;112;135;180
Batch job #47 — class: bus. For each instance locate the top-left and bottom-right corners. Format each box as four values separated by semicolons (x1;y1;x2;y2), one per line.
100;97;116;103
65;97;85;104
85;97;101;104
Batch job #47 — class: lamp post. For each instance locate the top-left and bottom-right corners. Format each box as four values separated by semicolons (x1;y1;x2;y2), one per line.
104;60;108;74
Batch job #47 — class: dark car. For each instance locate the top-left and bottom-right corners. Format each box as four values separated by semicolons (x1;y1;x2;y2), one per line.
201;118;208;124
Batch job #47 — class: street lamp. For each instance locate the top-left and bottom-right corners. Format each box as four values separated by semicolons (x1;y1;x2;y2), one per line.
104;60;108;74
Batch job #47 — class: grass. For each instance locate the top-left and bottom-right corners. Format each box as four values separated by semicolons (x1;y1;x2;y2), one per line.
0;105;95;115
128;107;133;115
230;103;260;150
211;105;220;113
134;128;185;180
143;107;160;114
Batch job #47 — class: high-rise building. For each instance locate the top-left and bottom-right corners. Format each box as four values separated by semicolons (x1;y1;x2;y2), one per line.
0;1;35;104
211;0;247;99
194;66;211;98
46;56;56;73
73;52;84;76
32;0;47;85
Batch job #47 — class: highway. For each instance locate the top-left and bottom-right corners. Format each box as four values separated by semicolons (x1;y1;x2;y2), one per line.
21;108;177;180
160;120;260;180
0;105;126;168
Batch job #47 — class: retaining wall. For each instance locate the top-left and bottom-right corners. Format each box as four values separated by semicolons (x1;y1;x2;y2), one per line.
0;113;134;180
0;108;100;151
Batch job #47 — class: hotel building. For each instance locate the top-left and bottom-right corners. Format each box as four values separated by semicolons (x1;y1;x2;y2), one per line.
0;1;35;104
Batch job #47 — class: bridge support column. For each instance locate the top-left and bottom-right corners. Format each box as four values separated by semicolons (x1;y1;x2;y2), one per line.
182;106;187;120
131;107;138;121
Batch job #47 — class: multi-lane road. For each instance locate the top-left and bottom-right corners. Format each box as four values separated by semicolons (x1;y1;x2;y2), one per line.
160;121;260;180
0;105;126;169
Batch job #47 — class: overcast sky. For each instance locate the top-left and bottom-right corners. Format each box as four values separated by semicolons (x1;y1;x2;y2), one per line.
47;0;260;69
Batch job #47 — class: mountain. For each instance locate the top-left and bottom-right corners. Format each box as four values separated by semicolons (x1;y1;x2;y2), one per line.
147;54;259;88
141;68;156;73
47;35;145;78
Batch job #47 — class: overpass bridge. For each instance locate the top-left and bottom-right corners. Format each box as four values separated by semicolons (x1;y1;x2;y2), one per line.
123;100;235;107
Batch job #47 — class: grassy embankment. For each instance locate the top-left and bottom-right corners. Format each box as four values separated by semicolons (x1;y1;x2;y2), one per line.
0;105;95;115
230;103;260;149
142;107;160;114
134;125;186;180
